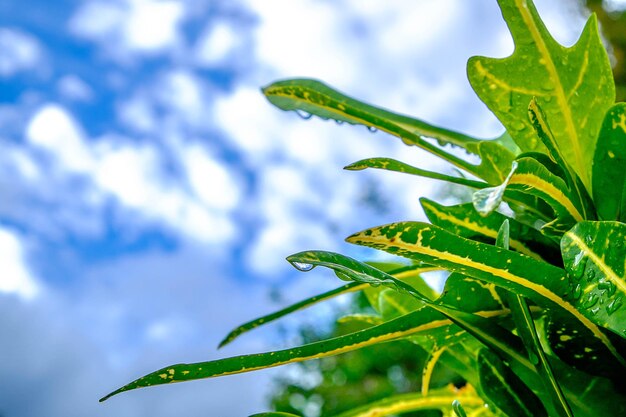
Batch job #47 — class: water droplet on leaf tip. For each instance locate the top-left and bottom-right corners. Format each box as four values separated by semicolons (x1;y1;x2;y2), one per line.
290;261;315;272
295;110;313;120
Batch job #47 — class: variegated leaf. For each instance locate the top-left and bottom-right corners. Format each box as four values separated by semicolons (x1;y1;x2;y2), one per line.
468;0;614;189
346;221;626;368
420;198;561;264
263;79;515;184
561;221;626;338
592;103;626;221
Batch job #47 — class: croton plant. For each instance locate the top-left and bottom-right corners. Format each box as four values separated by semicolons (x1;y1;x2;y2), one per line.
100;0;626;416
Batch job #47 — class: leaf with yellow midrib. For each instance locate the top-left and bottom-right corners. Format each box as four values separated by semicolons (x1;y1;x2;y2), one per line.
468;0;614;190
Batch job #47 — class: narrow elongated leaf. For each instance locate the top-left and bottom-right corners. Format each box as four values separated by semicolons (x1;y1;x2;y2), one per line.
593;103;626;221
346;221;626;367
468;0;614;189
527;99;595;221
330;389;487;417
286;250;539;383
100;308;467;402
218;282;362;348
478;348;547;417
561;221;626;338
497;221;573;417
263;79;515;184
345;157;487;189
249;413;301;417
507;156;581;236
420;198;561;264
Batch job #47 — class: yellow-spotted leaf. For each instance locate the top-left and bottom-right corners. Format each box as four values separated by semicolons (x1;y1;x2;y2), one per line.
263;79;516;184
468;0;614;190
593;103;626;221
329;388;489;417
219;282;362;348
506;156;581;237
345;157;488;189
346;221;626;368
100;307;472;402
420;197;561;264
561;221;626;338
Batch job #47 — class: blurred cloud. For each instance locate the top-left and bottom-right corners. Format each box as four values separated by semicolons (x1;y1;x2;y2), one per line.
0;28;44;78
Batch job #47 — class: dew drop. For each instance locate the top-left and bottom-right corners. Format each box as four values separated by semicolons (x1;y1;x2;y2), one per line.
606;296;624;315
290;261;315;272
528;352;539;365
334;119;344;125
572;283;583;300
367;126;378;133
582;293;599;309
572;251;585;268
295;110;313;120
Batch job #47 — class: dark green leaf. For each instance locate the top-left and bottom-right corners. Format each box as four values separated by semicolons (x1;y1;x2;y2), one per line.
478;348;547;417
593;103;626;221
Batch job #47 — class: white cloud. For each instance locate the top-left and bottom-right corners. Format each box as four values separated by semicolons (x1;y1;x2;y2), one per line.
180;144;242;211
0;227;39;299
57;75;94;102
0;28;44;77
195;22;240;66
69;0;185;56
26;104;93;173
24;105;240;243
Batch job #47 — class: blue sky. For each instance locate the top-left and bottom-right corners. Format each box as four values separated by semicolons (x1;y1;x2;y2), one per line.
0;1;587;416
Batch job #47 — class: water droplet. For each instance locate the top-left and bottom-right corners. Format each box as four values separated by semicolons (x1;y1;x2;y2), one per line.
585;268;597;281
572;283;583;300
290;261;315;272
295;110;313;120
541;81;554;91
598;281;615;296
606;296;624;315
528;352;539;365
334;119;344;125
572;251;585;268
367;126;378;133
582;293;599;309
472;161;518;216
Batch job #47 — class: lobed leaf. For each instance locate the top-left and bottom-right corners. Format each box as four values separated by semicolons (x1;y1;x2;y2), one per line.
468;0;614;189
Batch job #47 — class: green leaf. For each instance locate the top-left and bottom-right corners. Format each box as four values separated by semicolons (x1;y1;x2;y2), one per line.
527;99;595;221
100;307;469;402
561;221;626;338
263;79;515;184
344;157;487;189
497;220;573;417
346;221;626;367
506;156;581;237
286;250;539;382
218;282;362;348
593;103;626;221
329;389;487;417
468;0;614;190
420;198;561;264
478;348;547;417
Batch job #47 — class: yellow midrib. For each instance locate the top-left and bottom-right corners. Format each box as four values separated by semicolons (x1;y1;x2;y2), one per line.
566;232;626;296
516;0;585;178
351;229;625;367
